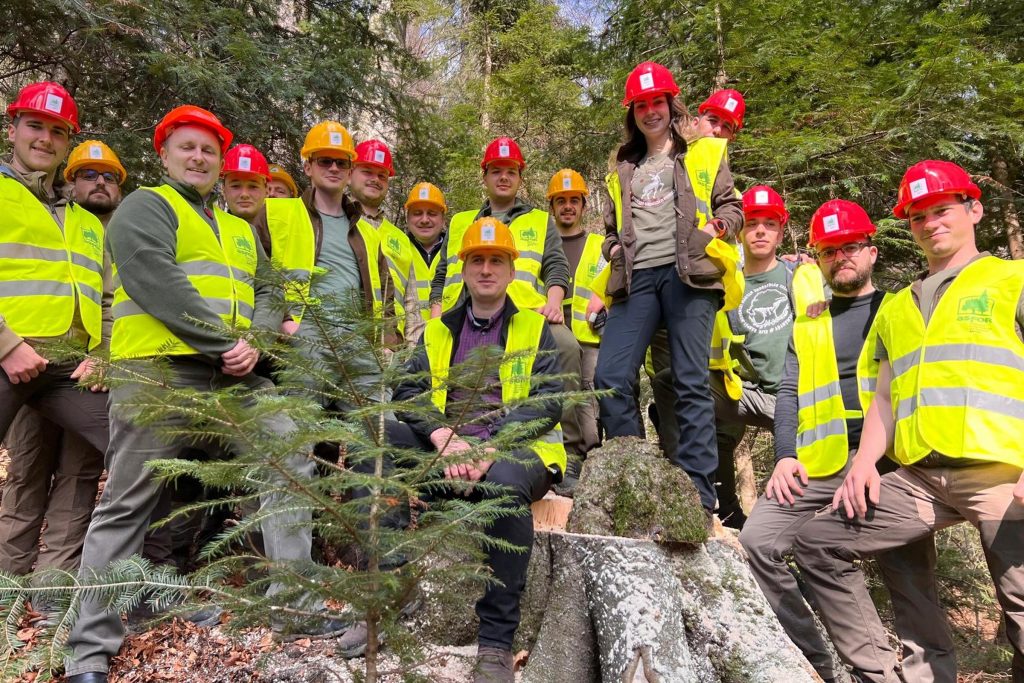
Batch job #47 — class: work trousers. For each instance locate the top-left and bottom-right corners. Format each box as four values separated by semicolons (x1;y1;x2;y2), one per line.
65;359;316;676
794;461;1024;683
595;265;720;509
0;408;104;573
579;343;600;451
549;322;595;457
740;461;952;681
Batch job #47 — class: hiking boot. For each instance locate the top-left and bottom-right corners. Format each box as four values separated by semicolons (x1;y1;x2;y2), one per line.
272;610;351;642
185;605;224;627
473;645;514;683
552;459;582;497
336;621;379;659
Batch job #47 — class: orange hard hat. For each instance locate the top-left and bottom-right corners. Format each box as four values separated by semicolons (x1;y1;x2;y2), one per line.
698;89;746;130
459;217;519;261
8;81;80;133
268;164;299;197
481;137;525;171
546;169;589;200
64;140;127;184
405;182;447;213
809;199;877;248
893;160;981;219
355;139;395;176
742;185;788;224
301;121;356;161
623;62;680;107
223;144;271;182
153;105;232;155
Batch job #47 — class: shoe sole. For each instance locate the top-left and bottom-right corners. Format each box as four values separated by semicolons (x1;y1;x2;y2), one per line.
274;623;352;643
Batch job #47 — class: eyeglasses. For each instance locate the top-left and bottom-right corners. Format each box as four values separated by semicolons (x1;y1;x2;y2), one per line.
816;242;870;262
313;157;352;170
75;169;119;183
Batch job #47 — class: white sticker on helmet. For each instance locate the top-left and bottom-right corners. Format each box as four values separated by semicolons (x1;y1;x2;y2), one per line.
89;145;103;159
755;190;769;204
44;94;63;113
725;97;739;112
639;73;654;90
563;176;572;190
499;144;510;158
823;214;840;233
419;186;430;200
373;149;385;164
329;132;342;146
909;178;929;199
239;157;251;171
481;224;496;241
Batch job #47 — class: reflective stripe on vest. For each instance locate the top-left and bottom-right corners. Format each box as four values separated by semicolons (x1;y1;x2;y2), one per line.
267;197;317;323
878;256;1024;467
569;233;606;345
111;184;256;360
0;176;105;349
423;308;567;475
441;208;550;312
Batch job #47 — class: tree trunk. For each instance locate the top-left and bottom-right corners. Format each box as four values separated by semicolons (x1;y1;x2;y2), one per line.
993;160;1024;260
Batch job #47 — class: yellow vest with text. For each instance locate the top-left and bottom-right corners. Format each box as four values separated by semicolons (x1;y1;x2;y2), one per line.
0;175;105;350
569;233;606;345
877;256;1024;467
791;265;892;477
375;218;439;336
423;308;567;474
441;208;549;312
111;184;256;360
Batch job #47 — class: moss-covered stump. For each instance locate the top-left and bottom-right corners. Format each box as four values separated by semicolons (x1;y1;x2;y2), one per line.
568;437;708;543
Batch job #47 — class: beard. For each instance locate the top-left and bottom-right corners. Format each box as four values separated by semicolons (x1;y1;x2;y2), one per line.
79;192;118;216
828;262;871;294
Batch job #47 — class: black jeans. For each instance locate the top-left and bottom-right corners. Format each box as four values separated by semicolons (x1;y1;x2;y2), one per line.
594;265;721;509
376;421;552;649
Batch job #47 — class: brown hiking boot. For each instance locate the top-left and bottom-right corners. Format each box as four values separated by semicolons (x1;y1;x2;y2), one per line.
473;646;514;683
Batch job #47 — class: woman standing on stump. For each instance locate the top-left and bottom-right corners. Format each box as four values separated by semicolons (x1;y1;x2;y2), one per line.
594;61;743;517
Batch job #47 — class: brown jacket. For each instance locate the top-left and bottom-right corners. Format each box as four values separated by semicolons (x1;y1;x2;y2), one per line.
600;152;742;296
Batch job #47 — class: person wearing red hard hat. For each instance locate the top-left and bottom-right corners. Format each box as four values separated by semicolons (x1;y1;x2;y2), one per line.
222;143;271;222
595;61;743;519
738;197;951;682
695;89;745;142
0;83;110;584
349;139;395;229
793;164;1024;683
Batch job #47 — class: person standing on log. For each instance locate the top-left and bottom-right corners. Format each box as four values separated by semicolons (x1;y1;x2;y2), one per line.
793;161;1024;683
740;199;953;682
594;61;743;519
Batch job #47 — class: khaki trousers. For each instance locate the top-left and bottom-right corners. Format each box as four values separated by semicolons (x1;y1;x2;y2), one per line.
550;322;598;457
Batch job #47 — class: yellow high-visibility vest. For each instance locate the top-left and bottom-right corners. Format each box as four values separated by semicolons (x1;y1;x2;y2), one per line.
423;308;566;474
0;176;105;349
376;218;440;336
568;233;606;345
441;208;550;312
878;256;1024;467
111;184;256;359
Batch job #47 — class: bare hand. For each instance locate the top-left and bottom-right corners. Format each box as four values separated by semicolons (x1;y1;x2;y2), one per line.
536;302;564;324
805;300;830;319
70;357;108;392
430;303;442;319
781;252;815;265
1;342;48;384
765;458;810;506
833;456;881;519
610;244;621;258
221;338;259;377
585;294;605;321
280;319;300;335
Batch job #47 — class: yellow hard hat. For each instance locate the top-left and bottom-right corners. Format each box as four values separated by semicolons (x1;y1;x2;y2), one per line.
404;182;447;213
459;217;519;261
546;168;589;200
300;121;356;161
64;140;127;185
268;164;299;197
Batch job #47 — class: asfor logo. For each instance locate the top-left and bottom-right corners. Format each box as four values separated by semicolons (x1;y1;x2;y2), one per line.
81;226;101;253
233;235;257;265
519;226;538;244
957;290;994;324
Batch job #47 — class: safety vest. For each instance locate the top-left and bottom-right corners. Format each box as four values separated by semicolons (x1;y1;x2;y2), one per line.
568;233;606;345
423;307;567;475
111;184;256;360
375;218;439;336
791;265;892;477
0;176;105;350
441;208;549;312
877;256;1024;467
266;199;384;323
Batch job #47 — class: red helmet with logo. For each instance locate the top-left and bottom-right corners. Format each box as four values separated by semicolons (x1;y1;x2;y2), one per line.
742;185;788;224
623;62;680;107
222;144;271;182
7;81;80;133
698;89;745;130
153;105;233;155
481;137;525;171
809;199;877;248
355;139;395;176
893;160;981;219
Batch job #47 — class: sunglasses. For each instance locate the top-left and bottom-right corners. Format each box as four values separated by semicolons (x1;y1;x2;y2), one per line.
75;169;119;183
312;157;352;170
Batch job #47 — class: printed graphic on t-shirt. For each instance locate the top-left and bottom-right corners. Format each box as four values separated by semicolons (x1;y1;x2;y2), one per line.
633;156;673;209
737;281;792;335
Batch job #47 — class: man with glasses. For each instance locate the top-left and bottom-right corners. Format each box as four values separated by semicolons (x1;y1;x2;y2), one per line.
0;137;122;576
793;162;1024;682
740;198;950;683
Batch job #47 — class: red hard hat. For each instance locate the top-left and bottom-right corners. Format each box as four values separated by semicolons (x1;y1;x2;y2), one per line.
481;137;525;171
7;81;80;133
354;139;395;176
153;105;233;155
742;185;788;224
223;144;271;182
698;89;746;130
623;62;680;107
893;160;981;219
809;199;877;248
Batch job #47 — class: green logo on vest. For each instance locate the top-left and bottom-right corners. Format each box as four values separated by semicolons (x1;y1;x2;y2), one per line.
588;263;599;279
519;226;538;244
388;236;402;254
957;290;994;323
81;226;101;253
696;169;712;190
510;356;527;380
233;235;256;263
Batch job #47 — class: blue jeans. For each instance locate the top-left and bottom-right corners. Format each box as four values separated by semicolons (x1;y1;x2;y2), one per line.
595;265;720;509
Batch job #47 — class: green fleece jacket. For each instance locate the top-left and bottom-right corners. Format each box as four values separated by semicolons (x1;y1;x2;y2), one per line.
107;176;282;364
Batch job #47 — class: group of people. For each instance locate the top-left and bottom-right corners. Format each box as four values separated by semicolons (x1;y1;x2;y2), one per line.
1;55;1022;683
